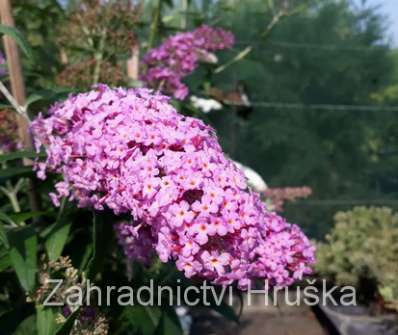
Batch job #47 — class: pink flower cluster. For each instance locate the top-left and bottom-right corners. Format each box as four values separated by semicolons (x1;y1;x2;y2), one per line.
31;85;314;289
264;187;313;212
142;25;234;100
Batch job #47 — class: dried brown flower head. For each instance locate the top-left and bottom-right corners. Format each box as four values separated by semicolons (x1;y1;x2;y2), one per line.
57;0;141;89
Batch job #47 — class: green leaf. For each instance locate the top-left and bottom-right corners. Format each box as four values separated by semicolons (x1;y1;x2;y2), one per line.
0;308;34;335
155;307;182;335
7;225;38;292
8;211;47;225
0;211;16;225
0;248;11;271
119;306;162;335
86;212;114;279
42;199;70;261
45;220;71;262
0;150;44;163
267;0;275;12
0;166;34;179
25;89;72;108
163;0;174;7
13;314;37;335
0;24;33;58
0;242;11;271
211;301;240;323
76;243;93;271
36;306;57;335
0;224;9;248
25;94;44;108
0;212;13;248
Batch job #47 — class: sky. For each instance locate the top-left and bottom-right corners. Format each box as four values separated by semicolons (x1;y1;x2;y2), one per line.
354;0;398;47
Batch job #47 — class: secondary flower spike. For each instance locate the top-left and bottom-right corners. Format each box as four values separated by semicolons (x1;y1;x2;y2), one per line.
142;25;235;100
31;85;315;289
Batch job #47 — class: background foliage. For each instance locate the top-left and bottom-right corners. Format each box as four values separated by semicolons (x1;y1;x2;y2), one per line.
316;206;398;311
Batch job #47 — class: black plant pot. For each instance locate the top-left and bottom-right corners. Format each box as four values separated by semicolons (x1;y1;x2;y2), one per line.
317;304;398;335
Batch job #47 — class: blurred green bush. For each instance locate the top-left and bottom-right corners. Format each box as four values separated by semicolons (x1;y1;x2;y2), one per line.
316;207;398;311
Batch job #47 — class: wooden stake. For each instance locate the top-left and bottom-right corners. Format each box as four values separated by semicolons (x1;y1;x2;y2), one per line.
0;0;31;148
0;0;41;211
127;42;140;81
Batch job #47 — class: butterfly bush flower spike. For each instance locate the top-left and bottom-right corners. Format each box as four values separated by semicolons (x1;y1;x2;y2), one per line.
142;25;234;99
31;85;315;289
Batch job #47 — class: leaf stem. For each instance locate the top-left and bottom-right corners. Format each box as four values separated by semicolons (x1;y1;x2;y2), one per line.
0;80;29;120
0;180;23;214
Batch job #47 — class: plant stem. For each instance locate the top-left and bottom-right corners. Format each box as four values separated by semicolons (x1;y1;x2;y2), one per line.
215;6;297;75
262;9;285;38
7;189;21;213
0;80;28;120
148;0;162;50
214;46;252;74
181;0;188;29
93;28;107;85
0;180;22;213
0;161;24;214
